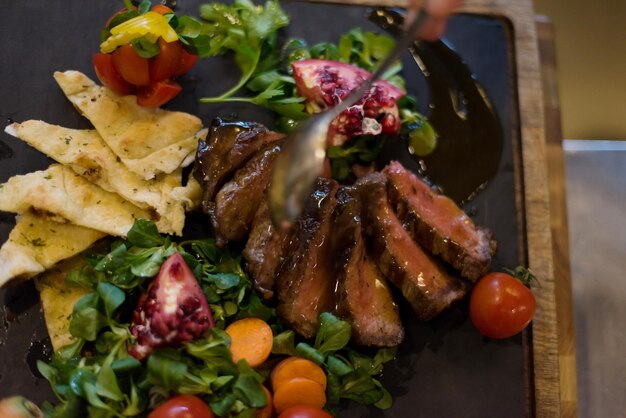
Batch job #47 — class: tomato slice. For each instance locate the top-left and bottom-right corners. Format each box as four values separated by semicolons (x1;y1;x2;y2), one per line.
174;48;199;77
93;53;135;95
112;44;150;86
150;39;183;82
137;80;182;107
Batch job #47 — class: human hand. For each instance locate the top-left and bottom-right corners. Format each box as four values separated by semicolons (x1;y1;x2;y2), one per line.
411;0;464;41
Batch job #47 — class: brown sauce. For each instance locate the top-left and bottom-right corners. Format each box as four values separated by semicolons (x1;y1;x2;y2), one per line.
370;9;504;204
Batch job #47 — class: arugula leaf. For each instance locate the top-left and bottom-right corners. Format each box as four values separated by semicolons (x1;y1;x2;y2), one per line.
69;295;107;341
147;349;188;391
272;330;297;356
126;219;167;248
327;135;387;181
97;283;125;318
198;0;290;101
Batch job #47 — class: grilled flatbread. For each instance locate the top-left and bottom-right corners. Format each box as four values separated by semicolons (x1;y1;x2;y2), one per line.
0;164;152;236
4;121;206;235
0;212;105;287
35;256;91;350
54;70;202;180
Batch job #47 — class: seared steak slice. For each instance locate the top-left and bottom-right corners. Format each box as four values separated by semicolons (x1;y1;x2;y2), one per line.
211;142;282;245
332;187;404;347
276;178;339;338
383;161;496;281
194;118;284;212
243;201;291;300
357;173;466;321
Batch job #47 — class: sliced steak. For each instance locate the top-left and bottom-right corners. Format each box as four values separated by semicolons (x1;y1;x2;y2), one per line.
211;142;282;245
383;161;496;281
194;118;284;212
332;187;404;347
243;201;292;300
357;173;467;321
276;178;339;338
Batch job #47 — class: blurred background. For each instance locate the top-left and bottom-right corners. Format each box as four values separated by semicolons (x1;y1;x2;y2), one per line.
532;0;626;416
534;0;626;140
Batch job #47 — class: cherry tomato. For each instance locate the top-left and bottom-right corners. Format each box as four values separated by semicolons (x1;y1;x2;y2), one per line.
137;80;182;107
93;53;135;95
152;4;174;15
104;7;136;28
469;272;536;339
256;385;273;418
148;395;214;418
150;38;183;82
174;48;199;77
278;405;333;418
112;44;150;86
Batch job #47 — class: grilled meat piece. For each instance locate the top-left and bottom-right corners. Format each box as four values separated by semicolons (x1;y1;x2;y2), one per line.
243;201;292;300
357;173;467;320
211;142;282;245
383;161;496;281
276;178;339;338
194;118;284;212
332;187;404;347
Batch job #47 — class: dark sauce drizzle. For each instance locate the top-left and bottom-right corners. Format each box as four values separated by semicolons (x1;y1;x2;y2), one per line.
370;9;504;204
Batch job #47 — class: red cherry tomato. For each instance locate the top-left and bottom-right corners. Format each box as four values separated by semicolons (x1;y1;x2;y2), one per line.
150;38;183;82
278;405;333;418
469;272;536;339
104;7;136;28
174;48;199;77
93;53;135;95
112;44;150;86
137;80;182;107
148;395;214;418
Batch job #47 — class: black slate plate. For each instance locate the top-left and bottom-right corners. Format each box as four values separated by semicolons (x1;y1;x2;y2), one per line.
0;2;526;417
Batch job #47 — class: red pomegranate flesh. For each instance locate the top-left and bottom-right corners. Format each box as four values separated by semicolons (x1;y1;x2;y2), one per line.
292;59;405;146
128;252;214;360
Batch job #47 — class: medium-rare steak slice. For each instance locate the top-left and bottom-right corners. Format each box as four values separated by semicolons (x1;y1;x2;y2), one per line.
276;178;339;338
194;118;284;212
357;173;467;321
211;142;282;245
332;187;404;347
383;161;496;281
243;201;292;300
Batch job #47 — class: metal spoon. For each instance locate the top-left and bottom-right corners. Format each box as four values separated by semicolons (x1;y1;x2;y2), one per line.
268;7;429;228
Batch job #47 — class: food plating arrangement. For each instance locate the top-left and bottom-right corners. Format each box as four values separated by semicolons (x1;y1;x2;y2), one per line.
0;1;538;417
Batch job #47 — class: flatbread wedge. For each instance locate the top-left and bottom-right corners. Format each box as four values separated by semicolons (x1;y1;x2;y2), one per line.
0;212;105;287
0;164;152;237
54;70;202;180
35;256;91;350
4;121;206;235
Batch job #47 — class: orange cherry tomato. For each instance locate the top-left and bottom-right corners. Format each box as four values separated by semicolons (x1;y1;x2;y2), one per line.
278;405;333;418
470;272;536;339
151;4;175;15
93;53;135;95
150;38;183;82
137;80;182;107
112;44;150;86
148;395;214;418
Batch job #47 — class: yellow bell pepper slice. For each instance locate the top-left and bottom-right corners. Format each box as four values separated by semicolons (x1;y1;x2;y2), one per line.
100;11;178;53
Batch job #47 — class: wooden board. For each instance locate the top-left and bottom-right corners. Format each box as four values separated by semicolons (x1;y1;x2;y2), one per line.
458;1;561;417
